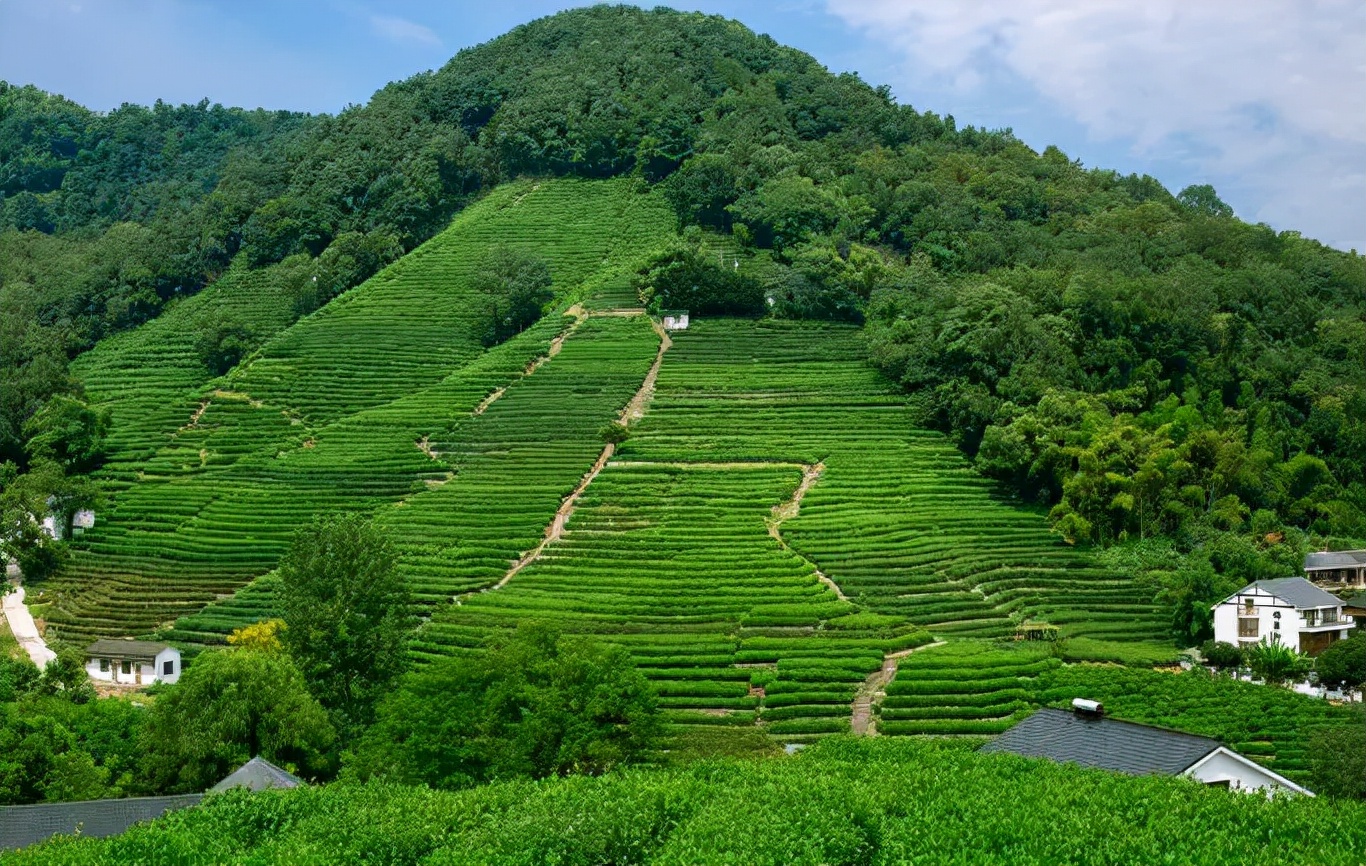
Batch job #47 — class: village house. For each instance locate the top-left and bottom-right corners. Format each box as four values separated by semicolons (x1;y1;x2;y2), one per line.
660;310;690;330
983;701;1311;796
1304;549;1366;590
84;639;181;686
1211;577;1354;657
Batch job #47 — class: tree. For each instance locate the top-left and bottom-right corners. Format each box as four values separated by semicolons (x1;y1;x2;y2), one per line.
1199;640;1243;671
277;513;413;734
1176;184;1234;219
21;395;109;474
347;623;659;788
471;246;553;347
1314;634;1366;691
226;618;285;652
1308;706;1366;799
1244;634;1309;686
141;648;334;793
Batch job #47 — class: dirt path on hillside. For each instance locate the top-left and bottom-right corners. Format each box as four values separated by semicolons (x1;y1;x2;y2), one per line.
764;462;849;603
850;640;947;736
622;318;671;423
3;576;56;669
474;311;671;596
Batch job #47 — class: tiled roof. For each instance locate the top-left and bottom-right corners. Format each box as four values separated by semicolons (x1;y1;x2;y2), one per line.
1231;577;1344;610
85;639;173;661
981;708;1220;776
1305;550;1366;570
210;757;304;793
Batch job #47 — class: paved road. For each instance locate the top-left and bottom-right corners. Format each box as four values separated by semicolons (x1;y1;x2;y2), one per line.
3;579;57;669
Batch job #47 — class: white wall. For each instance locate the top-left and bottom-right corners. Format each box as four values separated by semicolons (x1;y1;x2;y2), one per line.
153;647;181;684
1212;586;1299;650
85;648;181;685
1185;748;1310;796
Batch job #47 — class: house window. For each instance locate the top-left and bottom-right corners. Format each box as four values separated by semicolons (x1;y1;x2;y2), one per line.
1242;599;1255;615
1304;610;1319;627
121;660;131;675
163;660;174;676
1323;610;1338;625
99;659;109;672
1238;618;1259;638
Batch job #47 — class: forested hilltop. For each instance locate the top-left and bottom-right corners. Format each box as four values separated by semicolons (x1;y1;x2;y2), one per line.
2;6;1363;651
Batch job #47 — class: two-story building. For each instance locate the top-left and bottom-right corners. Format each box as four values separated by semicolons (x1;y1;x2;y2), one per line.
1211;577;1353;657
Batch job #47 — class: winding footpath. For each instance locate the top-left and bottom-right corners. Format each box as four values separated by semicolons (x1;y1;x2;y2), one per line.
850;640;948;736
3;571;57;668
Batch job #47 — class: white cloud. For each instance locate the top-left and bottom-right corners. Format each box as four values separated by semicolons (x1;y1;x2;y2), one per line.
370;13;442;48
825;0;1366;251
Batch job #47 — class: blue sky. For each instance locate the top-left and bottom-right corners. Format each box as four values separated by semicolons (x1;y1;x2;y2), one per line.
2;0;1363;252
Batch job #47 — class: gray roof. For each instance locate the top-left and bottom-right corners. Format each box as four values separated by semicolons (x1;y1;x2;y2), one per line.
1231;577;1343;610
0;795;202;851
1305;550;1366;570
210;757;303;793
982;708;1220;777
85;639;173;661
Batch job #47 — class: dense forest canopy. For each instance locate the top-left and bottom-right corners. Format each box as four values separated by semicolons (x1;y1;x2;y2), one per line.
1;4;1363;643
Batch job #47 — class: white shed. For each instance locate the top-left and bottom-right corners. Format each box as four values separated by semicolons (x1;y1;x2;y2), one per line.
1211;577;1353;657
85;639;181;686
661;310;690;331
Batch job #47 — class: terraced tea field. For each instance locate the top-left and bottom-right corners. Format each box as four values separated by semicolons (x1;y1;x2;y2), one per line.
410;317;1162;741
618;319;1167;642
46;178;676;644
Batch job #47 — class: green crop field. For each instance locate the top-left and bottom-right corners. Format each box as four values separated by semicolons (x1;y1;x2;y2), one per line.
49;178;1166;747
45;178;676;644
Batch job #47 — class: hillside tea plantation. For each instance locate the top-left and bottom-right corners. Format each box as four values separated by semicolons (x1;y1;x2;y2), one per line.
6;738;1364;866
45;178;675;643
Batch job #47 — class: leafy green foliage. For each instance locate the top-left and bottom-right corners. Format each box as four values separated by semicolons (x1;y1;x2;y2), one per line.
471;246;553;347
9;738;1366;864
1201;639;1244;670
1308;705;1366;800
1314;633;1366;690
1245;634;1310;686
278;514;414;735
350;624;659;788
636;245;763;315
141;648;334;793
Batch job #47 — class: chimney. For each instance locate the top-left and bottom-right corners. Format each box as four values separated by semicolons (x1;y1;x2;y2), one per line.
1072;698;1104;717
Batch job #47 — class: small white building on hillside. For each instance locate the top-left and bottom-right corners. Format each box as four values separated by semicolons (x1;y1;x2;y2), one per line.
661;310;690;330
1211;577;1353;657
85;639;181;686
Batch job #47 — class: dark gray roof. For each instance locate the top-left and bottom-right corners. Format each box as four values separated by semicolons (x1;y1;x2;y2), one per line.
85;639;173;661
981;708;1220;777
1232;577;1343;610
210;757;303;793
0;795;202;851
1305;550;1366;570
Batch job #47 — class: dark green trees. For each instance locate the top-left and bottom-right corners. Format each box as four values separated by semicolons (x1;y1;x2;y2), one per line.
141;648;333;793
471;246;554;347
348;624;659;788
277;513;414;736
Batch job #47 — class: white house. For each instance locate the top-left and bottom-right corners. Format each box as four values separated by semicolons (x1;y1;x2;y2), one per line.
1212;577;1353;657
85;639;181;686
39;509;95;540
661;310;690;330
983;703;1312;796
1304;550;1366;589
